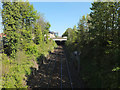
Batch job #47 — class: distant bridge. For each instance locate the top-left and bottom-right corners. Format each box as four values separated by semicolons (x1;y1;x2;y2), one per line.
52;36;67;41
52;38;67;41
52;37;67;45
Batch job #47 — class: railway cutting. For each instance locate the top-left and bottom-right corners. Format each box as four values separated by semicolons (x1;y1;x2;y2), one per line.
27;45;83;88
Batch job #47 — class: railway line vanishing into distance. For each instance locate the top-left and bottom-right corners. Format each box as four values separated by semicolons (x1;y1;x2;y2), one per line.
27;45;83;89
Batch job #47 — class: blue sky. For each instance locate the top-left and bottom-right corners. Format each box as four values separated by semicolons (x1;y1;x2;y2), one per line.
30;2;92;36
0;2;92;35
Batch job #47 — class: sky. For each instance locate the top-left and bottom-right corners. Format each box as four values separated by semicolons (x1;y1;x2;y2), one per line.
30;2;92;36
0;2;92;36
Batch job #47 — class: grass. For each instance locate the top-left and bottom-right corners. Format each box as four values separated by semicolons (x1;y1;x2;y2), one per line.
1;40;57;88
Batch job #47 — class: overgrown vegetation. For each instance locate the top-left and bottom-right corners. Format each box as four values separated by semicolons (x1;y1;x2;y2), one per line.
63;1;120;88
1;0;57;88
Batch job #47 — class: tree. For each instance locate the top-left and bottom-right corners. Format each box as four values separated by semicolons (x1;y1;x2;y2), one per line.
44;22;51;43
64;1;120;88
2;1;21;57
62;28;72;37
2;0;38;57
34;23;43;45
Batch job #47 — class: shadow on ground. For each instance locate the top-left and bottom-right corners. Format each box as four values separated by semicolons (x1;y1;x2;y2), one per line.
26;46;84;88
26;47;63;88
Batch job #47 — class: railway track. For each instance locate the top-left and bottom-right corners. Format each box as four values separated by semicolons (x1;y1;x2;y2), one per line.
28;45;82;88
60;49;73;88
63;49;73;89
46;46;73;88
36;48;58;88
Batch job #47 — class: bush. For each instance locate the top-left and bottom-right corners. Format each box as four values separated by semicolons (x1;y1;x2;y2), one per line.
1;39;57;88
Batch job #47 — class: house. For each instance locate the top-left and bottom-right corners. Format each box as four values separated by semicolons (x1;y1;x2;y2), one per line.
48;31;56;39
0;33;6;40
44;31;58;39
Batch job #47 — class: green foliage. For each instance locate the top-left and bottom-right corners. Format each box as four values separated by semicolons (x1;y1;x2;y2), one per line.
1;0;57;88
24;42;38;56
1;40;57;88
34;23;43;44
2;52;33;88
2;1;38;57
62;28;72;37
64;2;120;88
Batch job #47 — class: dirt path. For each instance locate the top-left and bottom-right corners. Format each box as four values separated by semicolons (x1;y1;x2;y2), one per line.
27;45;84;88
